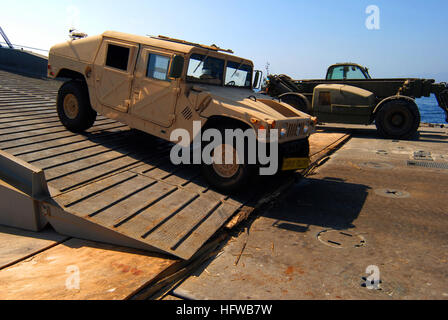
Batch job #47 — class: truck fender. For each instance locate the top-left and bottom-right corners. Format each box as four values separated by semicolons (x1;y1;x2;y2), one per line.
373;95;417;116
278;92;311;114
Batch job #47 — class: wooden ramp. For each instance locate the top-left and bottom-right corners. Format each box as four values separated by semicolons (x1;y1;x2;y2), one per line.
0;70;301;260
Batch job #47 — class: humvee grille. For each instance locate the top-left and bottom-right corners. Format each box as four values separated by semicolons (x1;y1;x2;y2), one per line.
287;122;299;137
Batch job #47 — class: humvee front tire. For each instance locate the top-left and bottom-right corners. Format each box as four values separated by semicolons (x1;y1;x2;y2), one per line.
57;81;97;133
375;99;420;140
200;125;256;193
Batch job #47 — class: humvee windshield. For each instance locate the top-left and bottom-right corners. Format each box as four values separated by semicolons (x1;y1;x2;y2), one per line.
186;53;253;88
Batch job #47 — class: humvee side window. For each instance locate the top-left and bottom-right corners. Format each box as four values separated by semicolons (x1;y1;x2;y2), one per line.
225;61;253;88
186;53;224;85
147;54;170;81
105;44;130;71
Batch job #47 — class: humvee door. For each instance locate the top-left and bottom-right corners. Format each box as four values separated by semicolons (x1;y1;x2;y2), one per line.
129;47;180;128
93;39;138;112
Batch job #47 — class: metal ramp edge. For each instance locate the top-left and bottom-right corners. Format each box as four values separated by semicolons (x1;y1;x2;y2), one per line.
0;149;48;231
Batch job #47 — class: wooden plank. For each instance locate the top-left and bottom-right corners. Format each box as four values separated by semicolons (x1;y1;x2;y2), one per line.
44;147;138;180
173;202;239;258
0;97;51;102
182;175;209;194
0;118;113;142
0;102;53;109
67;174;158;217
0;114;60;124
308;131;350;164
19;135;128;163
0;110;56;120
30;140;130;169
47;152;147;192
145;195;222;250
0;127;68;142
54;171;138;207
0;122;64;137
0;238;178;300
0;106;53;115
0;226;68;269
116;188;198;240
162;165;201;187
91;181;177;228
135;163;182;181
7;126;123;156
0;122;125;150
0;117;60;129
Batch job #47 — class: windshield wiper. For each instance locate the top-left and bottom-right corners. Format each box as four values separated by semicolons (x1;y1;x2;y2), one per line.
230;60;245;78
193;54;210;74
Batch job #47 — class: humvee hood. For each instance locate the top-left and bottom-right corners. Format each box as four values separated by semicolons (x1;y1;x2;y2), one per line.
49;35;103;63
197;85;310;120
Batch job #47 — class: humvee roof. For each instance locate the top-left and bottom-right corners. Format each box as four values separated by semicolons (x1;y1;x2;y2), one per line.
101;31;252;65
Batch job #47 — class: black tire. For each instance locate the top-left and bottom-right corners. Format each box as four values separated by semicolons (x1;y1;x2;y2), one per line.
375;99;420;140
200;124;256;193
279;93;312;114
57;80;97;133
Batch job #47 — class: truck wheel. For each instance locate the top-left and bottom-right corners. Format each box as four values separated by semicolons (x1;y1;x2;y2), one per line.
200;125;256;193
375;99;420;140
57;81;97;133
279;93;312;114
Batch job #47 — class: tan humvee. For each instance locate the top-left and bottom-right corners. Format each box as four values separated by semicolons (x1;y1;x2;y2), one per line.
48;31;316;191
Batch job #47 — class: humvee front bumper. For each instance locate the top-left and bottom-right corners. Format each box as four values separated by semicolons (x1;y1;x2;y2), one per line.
279;137;310;171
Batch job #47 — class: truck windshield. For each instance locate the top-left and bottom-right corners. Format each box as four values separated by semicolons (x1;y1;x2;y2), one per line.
225;61;252;88
187;53;225;85
327;65;369;80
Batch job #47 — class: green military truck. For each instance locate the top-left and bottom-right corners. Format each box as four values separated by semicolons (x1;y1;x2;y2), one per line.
264;63;448;139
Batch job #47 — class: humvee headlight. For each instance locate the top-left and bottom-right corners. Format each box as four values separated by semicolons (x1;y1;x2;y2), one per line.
280;128;287;137
301;125;308;135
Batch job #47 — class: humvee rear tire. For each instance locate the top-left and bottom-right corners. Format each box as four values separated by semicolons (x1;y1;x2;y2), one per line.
57;81;97;133
375;99;420;140
279;93;312;114
200;125;256;193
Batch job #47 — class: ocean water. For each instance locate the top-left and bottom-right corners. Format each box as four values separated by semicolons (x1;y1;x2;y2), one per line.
416;96;446;124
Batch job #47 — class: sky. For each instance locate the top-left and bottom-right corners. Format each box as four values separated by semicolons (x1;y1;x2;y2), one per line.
1;0;447;81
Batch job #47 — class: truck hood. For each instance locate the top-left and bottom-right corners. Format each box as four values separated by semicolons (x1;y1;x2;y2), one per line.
194;85;310;121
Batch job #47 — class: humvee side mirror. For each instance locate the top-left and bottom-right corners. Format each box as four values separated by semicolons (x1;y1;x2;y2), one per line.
253;70;262;89
169;55;184;79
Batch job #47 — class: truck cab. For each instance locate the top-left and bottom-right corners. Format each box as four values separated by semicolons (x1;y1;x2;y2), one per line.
48;31;316;191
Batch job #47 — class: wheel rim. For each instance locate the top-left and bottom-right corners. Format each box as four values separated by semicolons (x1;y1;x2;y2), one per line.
212;144;240;178
63;94;79;119
390;112;405;127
